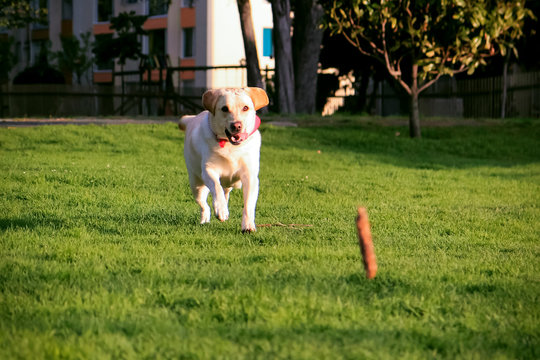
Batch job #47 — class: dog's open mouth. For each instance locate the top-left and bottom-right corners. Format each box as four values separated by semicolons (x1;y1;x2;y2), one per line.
225;129;248;145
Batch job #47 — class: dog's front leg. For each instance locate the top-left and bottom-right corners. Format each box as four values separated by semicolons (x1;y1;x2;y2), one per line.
241;175;259;233
202;168;229;222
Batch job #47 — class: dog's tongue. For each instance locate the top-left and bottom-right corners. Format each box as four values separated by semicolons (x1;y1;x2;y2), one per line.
218;132;249;148
231;133;249;142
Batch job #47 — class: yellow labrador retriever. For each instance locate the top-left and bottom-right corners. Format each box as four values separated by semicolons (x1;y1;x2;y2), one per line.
179;87;269;232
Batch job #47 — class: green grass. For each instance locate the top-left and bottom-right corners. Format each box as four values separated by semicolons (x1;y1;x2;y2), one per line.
0;118;539;359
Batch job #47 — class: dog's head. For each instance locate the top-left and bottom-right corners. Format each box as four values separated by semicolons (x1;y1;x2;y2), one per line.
202;87;269;145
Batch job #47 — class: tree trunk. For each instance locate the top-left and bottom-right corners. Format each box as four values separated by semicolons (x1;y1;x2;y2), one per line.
26;23;32;67
409;91;421;138
270;0;295;113
409;64;421;138
501;52;510;119
237;0;264;89
292;0;324;114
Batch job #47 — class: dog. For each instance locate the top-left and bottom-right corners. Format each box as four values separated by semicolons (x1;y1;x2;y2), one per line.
179;87;269;232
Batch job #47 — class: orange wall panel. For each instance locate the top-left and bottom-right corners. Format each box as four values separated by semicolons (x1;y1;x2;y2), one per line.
180;8;196;28
93;23;113;35
179;59;195;80
144;17;167;30
142;69;167;82
32;29;49;40
94;72;113;83
61;20;73;37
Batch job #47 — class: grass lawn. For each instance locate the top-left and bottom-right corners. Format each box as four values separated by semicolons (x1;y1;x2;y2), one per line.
0;117;539;359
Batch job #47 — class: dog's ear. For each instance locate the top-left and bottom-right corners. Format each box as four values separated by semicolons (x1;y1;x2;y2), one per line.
202;89;221;115
244;87;269;111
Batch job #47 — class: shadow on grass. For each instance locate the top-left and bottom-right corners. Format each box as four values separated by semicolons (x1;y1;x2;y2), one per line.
0;215;65;232
261;122;540;170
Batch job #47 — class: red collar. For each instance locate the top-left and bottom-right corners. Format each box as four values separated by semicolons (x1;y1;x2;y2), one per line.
217;115;261;148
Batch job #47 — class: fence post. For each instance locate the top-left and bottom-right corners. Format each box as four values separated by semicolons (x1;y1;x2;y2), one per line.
121;67;125;116
0;84;4;118
139;68;143;115
147;67;152;115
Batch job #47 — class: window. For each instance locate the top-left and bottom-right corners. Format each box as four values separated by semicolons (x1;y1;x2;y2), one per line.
183;27;194;58
148;0;169;16
62;0;72;20
97;0;113;23
263;28;273;57
181;0;195;7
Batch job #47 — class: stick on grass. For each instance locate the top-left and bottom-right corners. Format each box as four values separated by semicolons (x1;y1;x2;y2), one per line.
356;207;377;279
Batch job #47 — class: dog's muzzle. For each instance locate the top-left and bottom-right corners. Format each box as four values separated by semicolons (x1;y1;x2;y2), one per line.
225;128;249;145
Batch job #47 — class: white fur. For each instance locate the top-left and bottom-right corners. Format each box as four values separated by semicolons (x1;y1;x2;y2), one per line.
179;88;268;232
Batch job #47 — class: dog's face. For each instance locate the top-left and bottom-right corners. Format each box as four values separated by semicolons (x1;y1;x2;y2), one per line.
203;87;269;145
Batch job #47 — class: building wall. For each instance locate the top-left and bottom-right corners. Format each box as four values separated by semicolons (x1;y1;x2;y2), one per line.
4;0;274;90
205;0;273;89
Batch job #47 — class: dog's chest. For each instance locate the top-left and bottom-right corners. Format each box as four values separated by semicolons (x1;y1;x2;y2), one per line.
208;151;246;186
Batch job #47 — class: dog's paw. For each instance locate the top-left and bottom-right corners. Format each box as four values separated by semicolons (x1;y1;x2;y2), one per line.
241;218;256;233
241;226;256;234
200;205;211;224
214;203;229;222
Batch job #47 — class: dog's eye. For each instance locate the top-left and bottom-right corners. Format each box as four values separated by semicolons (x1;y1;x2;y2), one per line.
221;106;229;113
242;106;249;111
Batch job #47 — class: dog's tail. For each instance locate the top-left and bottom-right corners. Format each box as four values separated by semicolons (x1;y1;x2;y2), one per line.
178;115;195;131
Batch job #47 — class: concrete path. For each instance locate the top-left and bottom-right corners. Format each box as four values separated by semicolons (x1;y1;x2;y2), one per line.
0;117;179;127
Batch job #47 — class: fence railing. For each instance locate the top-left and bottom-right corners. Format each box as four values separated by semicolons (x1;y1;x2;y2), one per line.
0;68;538;118
358;70;540;118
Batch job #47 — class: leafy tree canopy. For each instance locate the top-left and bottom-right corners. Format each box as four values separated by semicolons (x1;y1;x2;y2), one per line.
324;0;534;94
92;11;149;67
323;0;534;137
0;0;47;28
52;33;93;84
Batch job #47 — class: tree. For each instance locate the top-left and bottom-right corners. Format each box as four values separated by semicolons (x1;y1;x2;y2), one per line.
0;0;47;29
52;33;93;84
0;0;48;66
0;37;17;83
293;0;325;113
325;0;534;138
267;0;326;114
500;2;538;119
269;0;296;113
92;11;149;72
237;0;264;89
13;41;64;84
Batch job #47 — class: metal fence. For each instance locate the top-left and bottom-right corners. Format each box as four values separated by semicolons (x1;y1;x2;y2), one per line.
1;68;538;118
370;70;540;118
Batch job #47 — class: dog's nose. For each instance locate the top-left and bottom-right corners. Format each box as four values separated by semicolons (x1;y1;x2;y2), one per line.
230;122;243;133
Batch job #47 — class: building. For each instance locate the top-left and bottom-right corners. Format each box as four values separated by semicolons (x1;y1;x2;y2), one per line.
4;0;274;91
